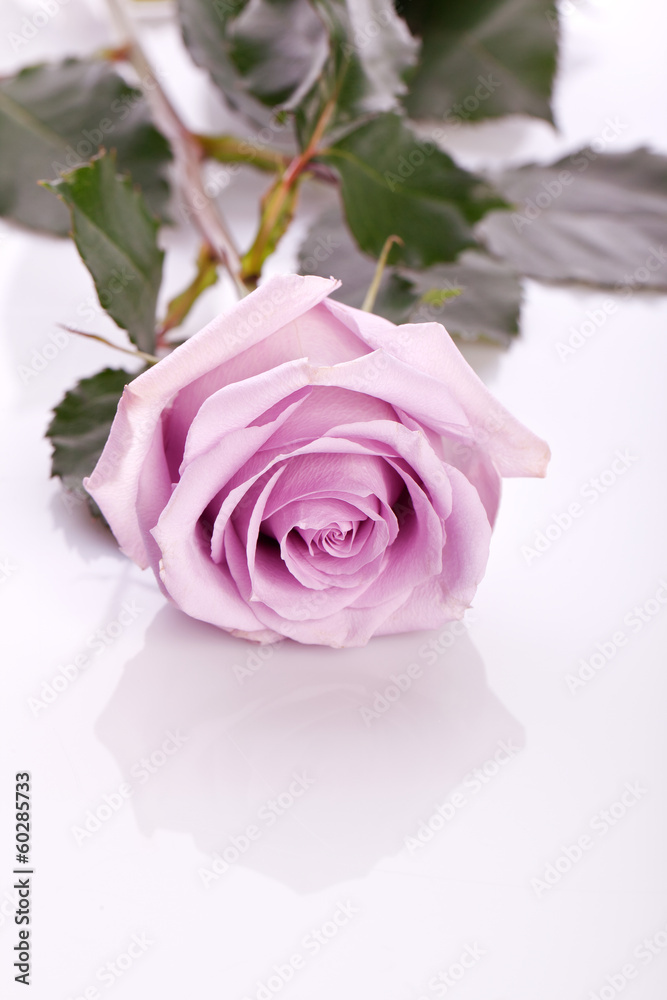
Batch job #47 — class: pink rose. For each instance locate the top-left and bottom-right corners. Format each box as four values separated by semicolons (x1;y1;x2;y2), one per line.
85;274;549;647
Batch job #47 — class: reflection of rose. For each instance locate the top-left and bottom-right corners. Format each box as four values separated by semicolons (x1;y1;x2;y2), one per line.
96;607;525;893
86;275;548;647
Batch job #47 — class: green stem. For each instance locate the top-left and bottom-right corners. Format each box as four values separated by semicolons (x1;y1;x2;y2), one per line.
103;0;248;299
240;177;302;287
198;134;339;185
240;97;337;284
156;244;218;348
60;325;159;364
362;235;404;313
197;134;290;174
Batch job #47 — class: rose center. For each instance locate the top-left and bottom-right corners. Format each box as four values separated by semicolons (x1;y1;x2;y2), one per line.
300;519;358;557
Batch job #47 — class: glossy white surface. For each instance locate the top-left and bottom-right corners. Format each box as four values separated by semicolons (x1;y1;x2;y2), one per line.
1;1;667;998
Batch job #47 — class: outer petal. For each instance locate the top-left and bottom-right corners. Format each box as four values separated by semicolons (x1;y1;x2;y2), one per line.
373;465;492;636
82;270;549;648
149;401;307;635
322;297;551;479
85;275;340;566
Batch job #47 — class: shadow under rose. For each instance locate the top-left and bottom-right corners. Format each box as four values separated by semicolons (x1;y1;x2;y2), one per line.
49;491;128;564
95;606;523;893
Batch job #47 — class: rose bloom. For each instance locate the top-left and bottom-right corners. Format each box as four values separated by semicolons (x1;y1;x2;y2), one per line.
85;275;549;647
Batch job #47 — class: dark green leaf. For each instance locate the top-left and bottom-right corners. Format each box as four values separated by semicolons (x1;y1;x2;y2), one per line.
45;151;164;354
299;206;521;342
397;251;522;344
177;0;328;121
159;244;218;339
300;205;385;305
295;0;418;143
401;0;559;124
178;0;418;144
0;58;172;234
478;147;667;288
47;367;138;520
297;205;412;321
320;112;507;267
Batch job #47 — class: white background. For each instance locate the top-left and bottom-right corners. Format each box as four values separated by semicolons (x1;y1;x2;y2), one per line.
1;1;667;998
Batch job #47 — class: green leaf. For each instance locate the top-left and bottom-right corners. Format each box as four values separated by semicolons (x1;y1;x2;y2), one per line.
158;244;218;340
295;0;419;143
45;151;164;355
478;147;667;288
47;367;139;520
299;206;521;342
320;112;507;267
299;206;423;322
398;251;522;344
401;0;559;124
178;0;417;142
241;176;301;284
420;287;462;306
299;205;388;305
0;58;172;235
177;0;329;121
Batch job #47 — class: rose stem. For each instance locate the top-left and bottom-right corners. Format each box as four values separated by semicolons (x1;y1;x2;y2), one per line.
240;96;338;285
361;235;404;313
155;242;218;350
103;0;249;299
59;325;160;365
196;133;339;186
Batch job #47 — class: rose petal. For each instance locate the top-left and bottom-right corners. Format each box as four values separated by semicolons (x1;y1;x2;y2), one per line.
228;455;398;618
322;297;551;478
86;275;341;566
